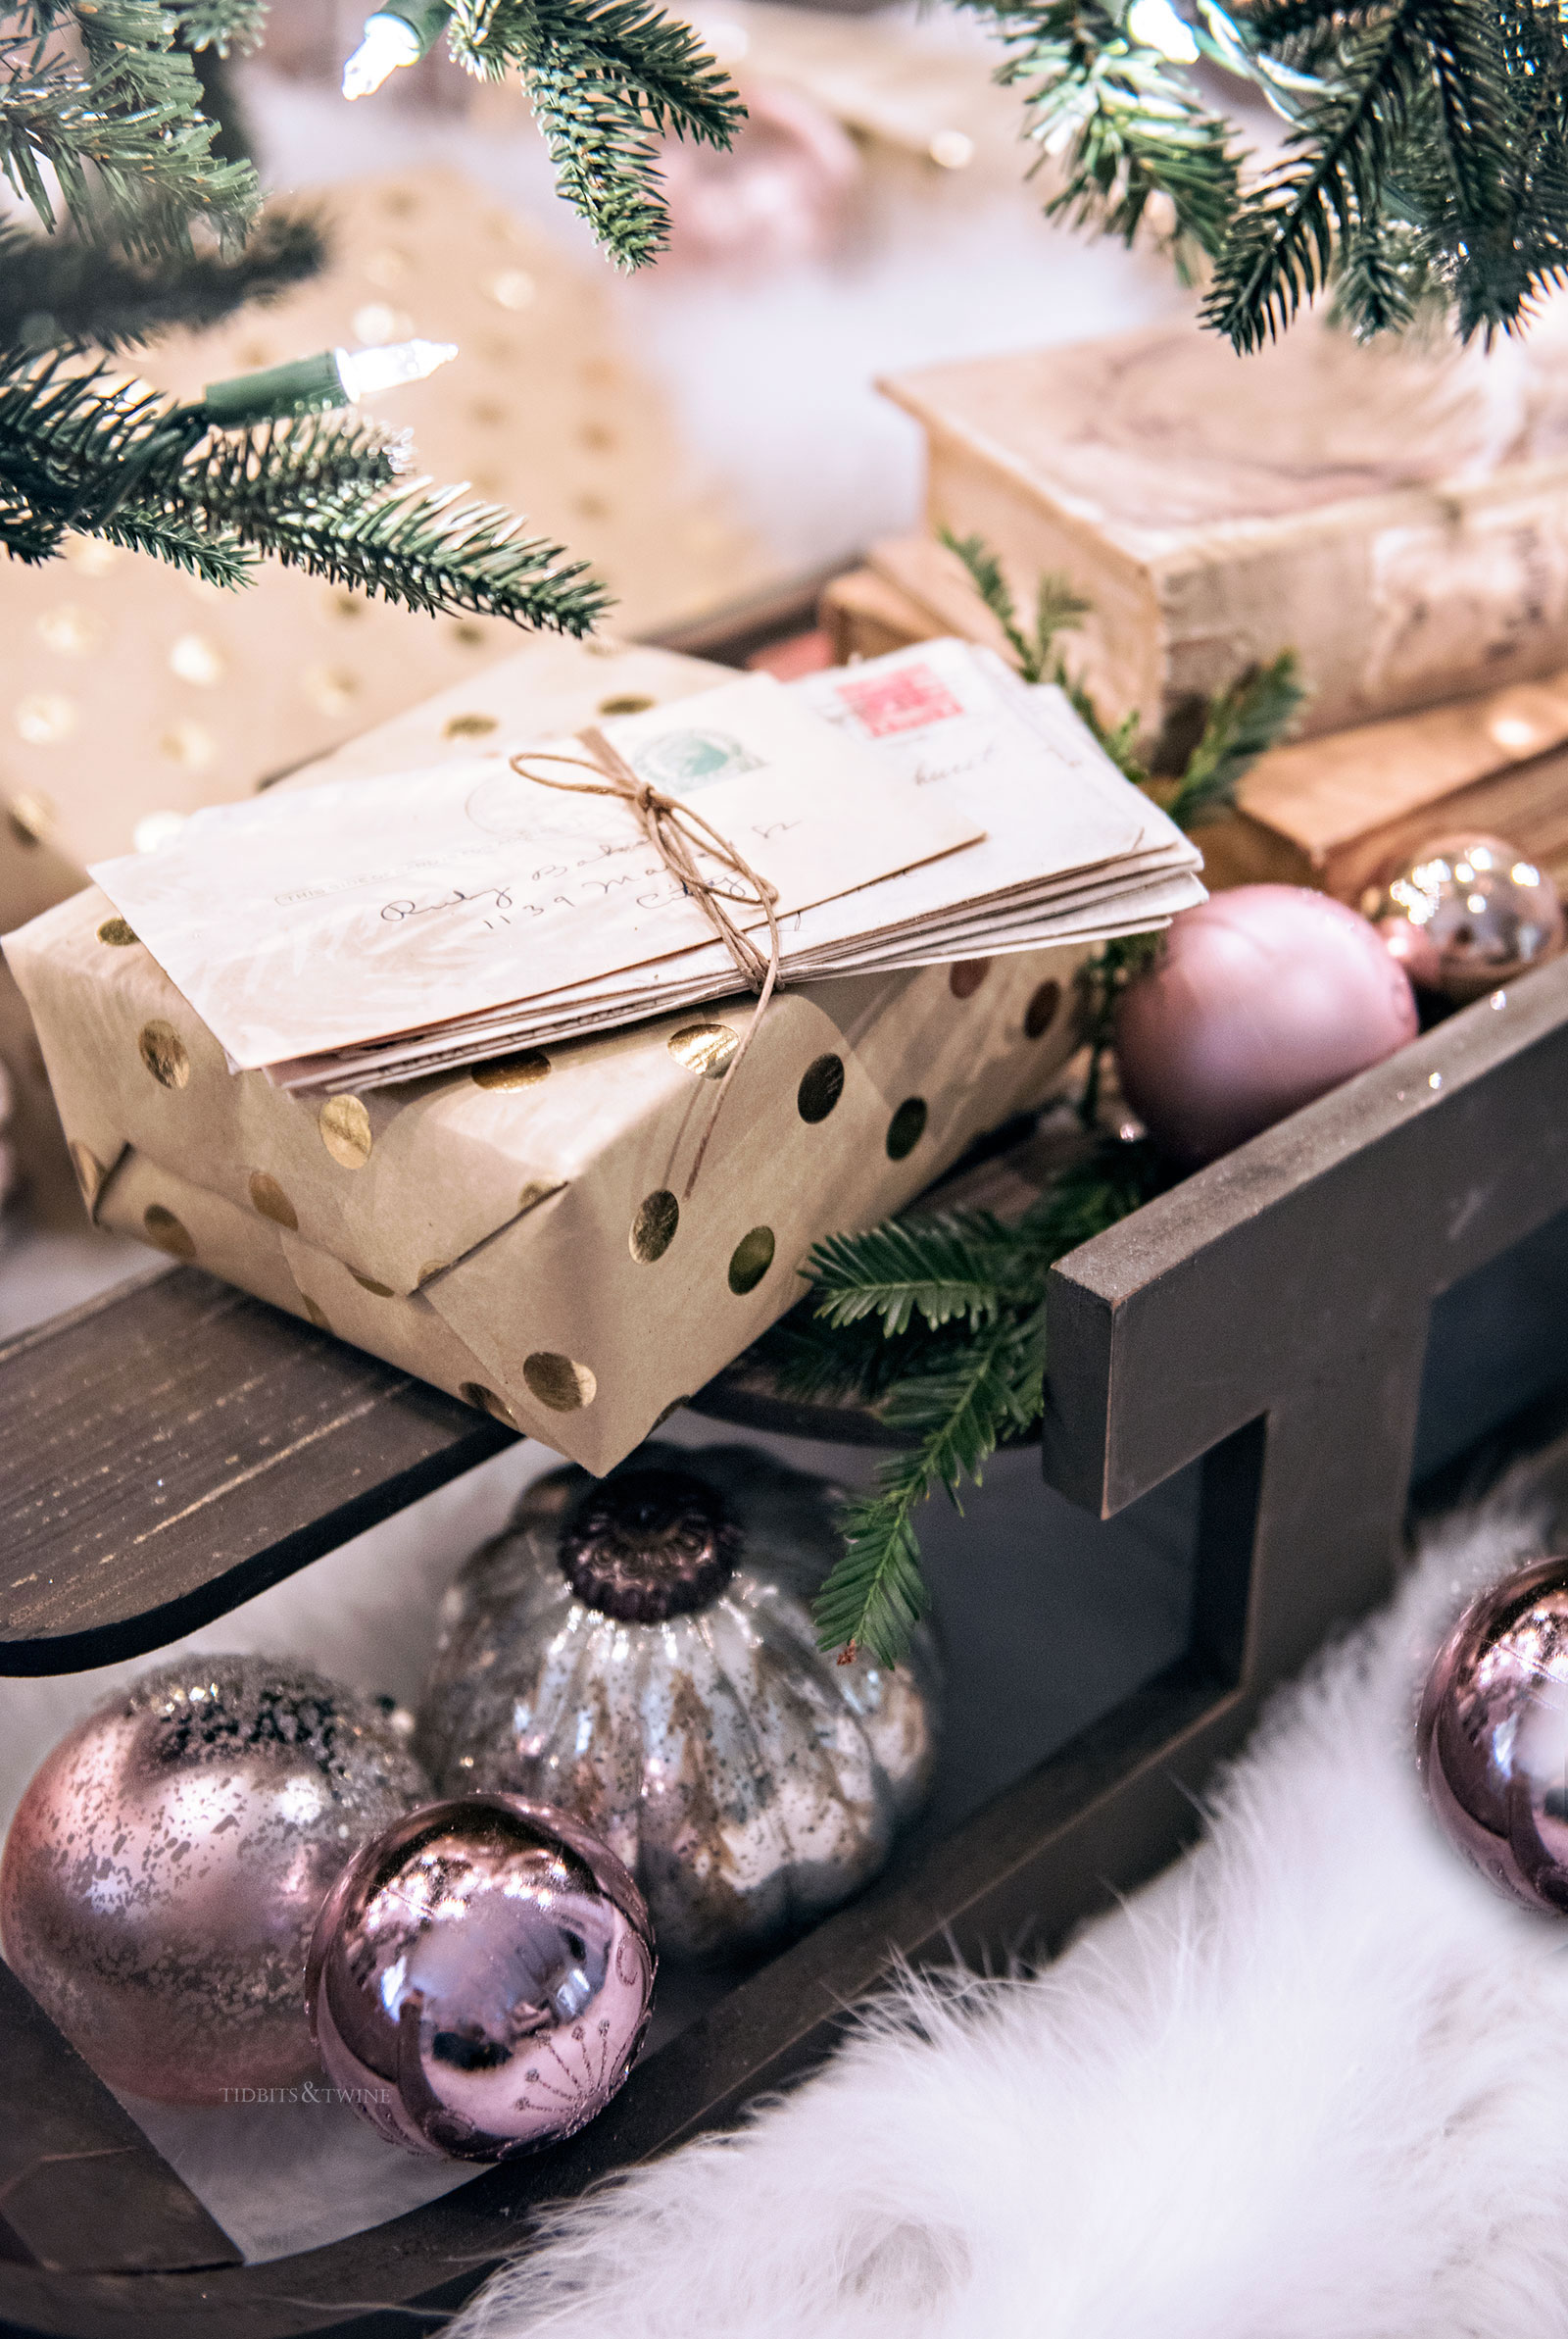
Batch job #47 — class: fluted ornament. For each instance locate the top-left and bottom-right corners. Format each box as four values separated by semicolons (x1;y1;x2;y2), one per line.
306;1793;655;2160
0;1659;428;2102
415;1444;942;1962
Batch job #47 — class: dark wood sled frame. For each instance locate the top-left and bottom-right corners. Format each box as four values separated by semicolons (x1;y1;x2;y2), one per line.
6;574;1568;2337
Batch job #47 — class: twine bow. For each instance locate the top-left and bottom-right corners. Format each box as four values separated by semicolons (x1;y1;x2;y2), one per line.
509;725;782;1197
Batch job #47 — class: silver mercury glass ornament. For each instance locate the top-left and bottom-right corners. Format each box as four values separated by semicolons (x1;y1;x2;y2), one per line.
415;1443;942;1963
306;1792;656;2160
0;1658;429;2103
1365;833;1565;1003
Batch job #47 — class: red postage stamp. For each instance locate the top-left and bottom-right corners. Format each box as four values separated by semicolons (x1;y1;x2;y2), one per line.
835;661;964;738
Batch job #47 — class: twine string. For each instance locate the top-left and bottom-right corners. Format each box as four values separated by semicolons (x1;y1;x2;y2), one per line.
509;726;782;1198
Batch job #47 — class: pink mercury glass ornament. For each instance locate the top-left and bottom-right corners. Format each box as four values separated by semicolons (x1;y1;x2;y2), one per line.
1113;883;1418;1164
1419;1558;1568;1913
306;1793;656;2160
0;1659;428;2103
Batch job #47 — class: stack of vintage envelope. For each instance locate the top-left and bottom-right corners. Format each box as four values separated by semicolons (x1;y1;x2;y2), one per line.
80;640;1201;1097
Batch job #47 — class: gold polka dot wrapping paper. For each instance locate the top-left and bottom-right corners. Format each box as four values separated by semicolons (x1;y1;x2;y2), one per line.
4;877;1090;1469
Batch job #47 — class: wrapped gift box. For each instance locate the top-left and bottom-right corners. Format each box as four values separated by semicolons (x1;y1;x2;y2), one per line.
4;643;1089;1468
881;315;1568;758
5;885;1087;1470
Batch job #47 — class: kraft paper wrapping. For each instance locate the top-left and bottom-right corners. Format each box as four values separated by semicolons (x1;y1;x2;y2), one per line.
6;883;1087;1470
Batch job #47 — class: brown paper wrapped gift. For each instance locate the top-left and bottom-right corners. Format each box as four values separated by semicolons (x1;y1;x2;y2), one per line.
6;881;1087;1469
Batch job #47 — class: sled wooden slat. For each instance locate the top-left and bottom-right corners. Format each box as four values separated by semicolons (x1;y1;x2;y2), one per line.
0;1956;241;2275
0;1265;516;1674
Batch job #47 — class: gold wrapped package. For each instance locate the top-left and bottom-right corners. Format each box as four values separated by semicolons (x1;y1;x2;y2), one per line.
5;887;1086;1470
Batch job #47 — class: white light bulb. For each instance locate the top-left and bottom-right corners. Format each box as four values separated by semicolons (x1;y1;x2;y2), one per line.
334;338;459;401
342;11;423;98
1126;0;1200;62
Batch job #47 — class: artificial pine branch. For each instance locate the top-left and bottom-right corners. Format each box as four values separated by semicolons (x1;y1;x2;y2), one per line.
958;0;1568;351
0;210;323;352
1160;651;1306;829
0;4;259;256
965;0;1241;270
1201;4;1428;350
805;1145;1167;1667
803;543;1304;1666
173;0;270;54
809;1213;1022;1335
941;524;1148;784
0;350;608;628
443;0;744;268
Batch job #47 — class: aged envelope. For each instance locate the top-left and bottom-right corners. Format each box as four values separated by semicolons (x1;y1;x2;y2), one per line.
91;674;983;1071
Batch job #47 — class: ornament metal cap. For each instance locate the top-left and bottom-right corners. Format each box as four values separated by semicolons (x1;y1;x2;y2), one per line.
559;1466;742;1622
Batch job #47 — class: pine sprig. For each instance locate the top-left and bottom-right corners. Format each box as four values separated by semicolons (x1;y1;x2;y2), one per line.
816;1309;1049;1666
807;1146;1167;1666
1161;650;1306;829
173;0;270;54
958;0;1568;352
941;524;1148;784
0;350;609;628
1202;5;1428;350
809;1212;1022;1335
968;0;1242;269
443;0;745;269
0;208;323;354
0;5;259;258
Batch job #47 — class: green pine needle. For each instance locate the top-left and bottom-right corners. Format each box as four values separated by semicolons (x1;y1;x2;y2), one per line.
804;1144;1168;1665
445;0;744;269
955;0;1568;353
0;352;609;629
173;0;270;56
814;1309;1048;1666
809;1211;1018;1335
1162;651;1306;829
939;525;1089;684
961;0;1241;267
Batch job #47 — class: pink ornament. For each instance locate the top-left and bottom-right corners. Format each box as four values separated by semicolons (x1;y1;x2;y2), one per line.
307;1794;656;2160
659;78;859;272
1419;1558;1568;1912
0;1660;427;2104
1114;883;1418;1165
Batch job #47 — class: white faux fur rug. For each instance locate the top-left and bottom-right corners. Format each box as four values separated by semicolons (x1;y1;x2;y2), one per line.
453;1499;1568;2339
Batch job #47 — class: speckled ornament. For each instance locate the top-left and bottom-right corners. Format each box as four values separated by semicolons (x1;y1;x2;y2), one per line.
1114;883;1418;1165
306;1792;656;2160
415;1444;942;1963
0;1659;429;2103
1365;834;1565;1002
1419;1558;1568;1912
